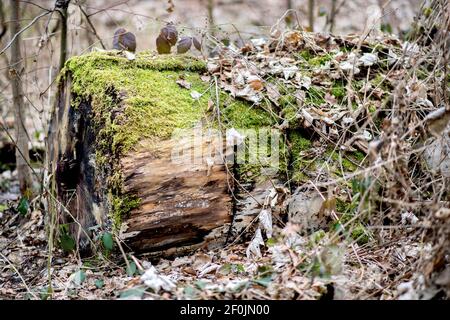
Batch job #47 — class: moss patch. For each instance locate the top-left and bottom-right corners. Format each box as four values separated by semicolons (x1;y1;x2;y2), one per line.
297;50;333;67
222;99;275;128
306;86;325;106
65;51;209;155
289;131;314;183
325;149;366;174
330;81;346;103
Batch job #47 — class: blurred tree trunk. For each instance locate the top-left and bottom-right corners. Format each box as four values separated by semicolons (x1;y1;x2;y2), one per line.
56;0;70;72
0;1;7;89
207;0;215;37
308;0;315;31
285;0;294;27
329;0;337;32
9;0;32;195
0;1;7;41
377;0;393;33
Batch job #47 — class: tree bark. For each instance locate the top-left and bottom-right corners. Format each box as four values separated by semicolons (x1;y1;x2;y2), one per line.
207;0;215;37
328;0;337;33
57;0;70;72
285;0;294;27
9;0;32;195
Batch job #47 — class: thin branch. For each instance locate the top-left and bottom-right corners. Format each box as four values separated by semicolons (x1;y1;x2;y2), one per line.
0;10;50;56
0;252;38;299
78;4;106;49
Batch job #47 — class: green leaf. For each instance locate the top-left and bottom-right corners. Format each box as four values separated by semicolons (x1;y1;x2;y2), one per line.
60;233;76;252
119;287;146;299
183;286;197;298
102;232;114;251
265;238;277;247
253;275;272;287
94;279;104;289
73;270;86;286
194;280;207;290
126;261;137;277
17;197;29;216
219;263;232;275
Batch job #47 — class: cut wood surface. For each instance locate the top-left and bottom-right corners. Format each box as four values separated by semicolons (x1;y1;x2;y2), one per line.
120;137;233;253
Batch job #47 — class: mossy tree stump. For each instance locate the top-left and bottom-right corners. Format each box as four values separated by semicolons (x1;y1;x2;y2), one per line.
48;52;239;255
48;49;370;256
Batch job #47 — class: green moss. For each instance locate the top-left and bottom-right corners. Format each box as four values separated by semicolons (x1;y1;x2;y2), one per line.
331;83;346;101
368;103;377;113
350;223;371;245
306;86;325;105
222;99;275;128
289;131;314;183
326;149;358;172
291;131;312;154
235;130;289;184
309;229;326;245
334;197;371;245
282;105;298;122
308;54;333;67
220;93;286;184
65;51;206;75
111;195;141;229
423;7;432;17
371;73;392;91
297;50;332;67
66;53;209;154
335;198;350;215
353;151;365;163
297;50;313;61
278;86;301;128
279;95;297;108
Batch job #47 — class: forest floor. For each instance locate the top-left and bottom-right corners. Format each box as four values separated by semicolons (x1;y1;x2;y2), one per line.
0;189;432;300
2;22;449;299
1;0;449;300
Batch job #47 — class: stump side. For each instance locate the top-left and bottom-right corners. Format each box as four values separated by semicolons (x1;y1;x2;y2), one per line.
51;52;236;253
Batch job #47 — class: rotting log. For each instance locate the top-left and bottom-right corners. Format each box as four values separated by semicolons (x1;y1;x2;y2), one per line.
47;52;239;255
47;49;372;256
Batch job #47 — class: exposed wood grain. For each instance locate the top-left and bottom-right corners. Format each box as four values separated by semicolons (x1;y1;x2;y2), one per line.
120;136;233;252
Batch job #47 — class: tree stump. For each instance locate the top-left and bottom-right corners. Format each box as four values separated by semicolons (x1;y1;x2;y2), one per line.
47;52;239;255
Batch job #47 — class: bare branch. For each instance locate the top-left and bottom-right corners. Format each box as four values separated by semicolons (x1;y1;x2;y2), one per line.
0;10;50;56
78;4;106;49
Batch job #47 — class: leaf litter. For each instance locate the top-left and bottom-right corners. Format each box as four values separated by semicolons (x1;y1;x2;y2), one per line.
1;3;450;300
